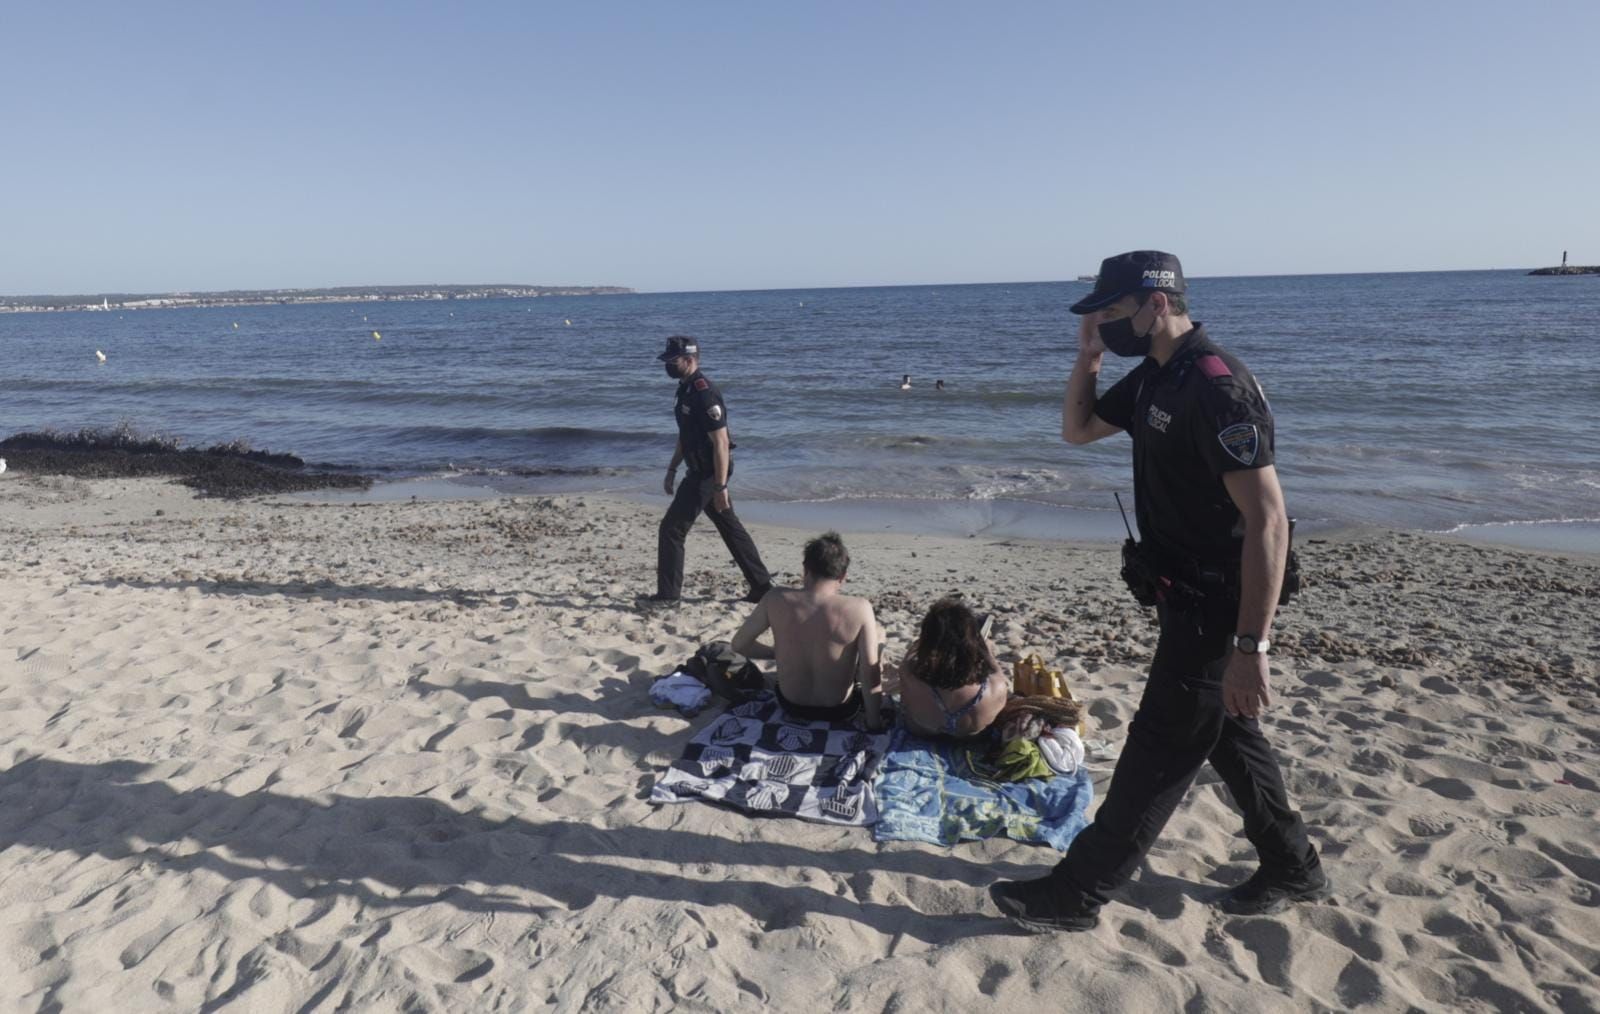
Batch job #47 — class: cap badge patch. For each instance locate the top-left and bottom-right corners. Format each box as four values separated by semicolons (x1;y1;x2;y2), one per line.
1218;423;1259;465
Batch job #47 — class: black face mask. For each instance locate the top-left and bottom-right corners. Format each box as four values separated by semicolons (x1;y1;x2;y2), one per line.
665;361;687;379
1098;299;1156;358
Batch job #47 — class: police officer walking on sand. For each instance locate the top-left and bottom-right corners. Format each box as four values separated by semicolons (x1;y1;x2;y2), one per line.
651;335;772;604
990;251;1327;931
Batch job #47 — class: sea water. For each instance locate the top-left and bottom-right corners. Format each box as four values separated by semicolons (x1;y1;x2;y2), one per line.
2;270;1596;550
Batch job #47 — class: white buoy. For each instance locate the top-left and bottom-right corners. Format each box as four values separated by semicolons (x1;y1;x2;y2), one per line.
564;319;572;326
95;350;107;363
233;322;239;329
372;331;381;341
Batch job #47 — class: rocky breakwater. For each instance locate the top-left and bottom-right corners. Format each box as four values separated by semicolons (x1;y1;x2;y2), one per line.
1528;265;1600;275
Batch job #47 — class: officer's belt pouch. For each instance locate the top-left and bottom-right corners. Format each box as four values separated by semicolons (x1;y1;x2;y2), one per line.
1120;540;1206;613
1120;539;1161;608
1123;526;1301;610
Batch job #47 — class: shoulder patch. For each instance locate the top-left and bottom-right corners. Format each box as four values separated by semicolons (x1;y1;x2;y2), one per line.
693;378;710;392
1218;423;1260;465
707;404;723;422
1196;355;1232;380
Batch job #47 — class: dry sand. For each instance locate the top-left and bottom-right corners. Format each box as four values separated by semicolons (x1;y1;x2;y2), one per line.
1;474;1597;1012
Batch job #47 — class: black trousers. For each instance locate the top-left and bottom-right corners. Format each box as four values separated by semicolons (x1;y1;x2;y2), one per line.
1049;594;1319;908
656;471;771;599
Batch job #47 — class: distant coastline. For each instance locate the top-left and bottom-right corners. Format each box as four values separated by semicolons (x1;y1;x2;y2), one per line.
0;283;634;314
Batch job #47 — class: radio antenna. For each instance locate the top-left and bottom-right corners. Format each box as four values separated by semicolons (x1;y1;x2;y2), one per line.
1114;492;1136;541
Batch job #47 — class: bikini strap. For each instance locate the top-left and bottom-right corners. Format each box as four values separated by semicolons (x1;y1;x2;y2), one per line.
936;676;989;733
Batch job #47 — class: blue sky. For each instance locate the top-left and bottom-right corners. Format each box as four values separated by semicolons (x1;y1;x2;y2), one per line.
3;1;1595;293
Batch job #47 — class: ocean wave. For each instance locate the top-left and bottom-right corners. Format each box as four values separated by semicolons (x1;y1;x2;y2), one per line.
1438;516;1600;534
418;463;632;479
849;433;1024;451
386;424;658;447
4;376;533;411
736;464;1088;506
861;434;941;449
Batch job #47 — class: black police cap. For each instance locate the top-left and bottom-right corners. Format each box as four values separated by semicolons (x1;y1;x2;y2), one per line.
1070;251;1186;315
655;335;701;361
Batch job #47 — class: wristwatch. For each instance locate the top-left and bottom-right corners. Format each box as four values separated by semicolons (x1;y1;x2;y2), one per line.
1232;633;1270;655
713;483;728;491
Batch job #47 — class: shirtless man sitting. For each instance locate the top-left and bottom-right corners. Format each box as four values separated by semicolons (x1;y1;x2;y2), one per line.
731;531;884;729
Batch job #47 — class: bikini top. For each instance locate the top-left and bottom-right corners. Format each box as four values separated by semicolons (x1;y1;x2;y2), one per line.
931;676;989;734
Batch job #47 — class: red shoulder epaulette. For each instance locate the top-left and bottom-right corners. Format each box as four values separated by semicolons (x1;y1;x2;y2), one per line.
1196;355;1232;380
693;378;710;391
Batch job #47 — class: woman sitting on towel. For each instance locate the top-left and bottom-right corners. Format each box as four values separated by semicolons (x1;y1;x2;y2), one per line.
896;597;1008;739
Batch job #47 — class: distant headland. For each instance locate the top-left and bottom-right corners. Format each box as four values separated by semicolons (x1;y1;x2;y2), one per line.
0;283;634;314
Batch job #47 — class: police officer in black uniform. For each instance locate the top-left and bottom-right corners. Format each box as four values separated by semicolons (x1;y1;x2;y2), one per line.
991;251;1327;931
651;335;772;604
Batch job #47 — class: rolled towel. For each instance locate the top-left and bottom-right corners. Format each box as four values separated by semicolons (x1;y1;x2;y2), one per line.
1038;726;1086;776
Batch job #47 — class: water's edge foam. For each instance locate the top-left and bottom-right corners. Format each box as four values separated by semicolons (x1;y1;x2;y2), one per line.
287;475;1600;556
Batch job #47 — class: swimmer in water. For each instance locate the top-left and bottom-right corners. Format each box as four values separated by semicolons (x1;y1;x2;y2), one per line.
935;379;946;391
899;374;912;390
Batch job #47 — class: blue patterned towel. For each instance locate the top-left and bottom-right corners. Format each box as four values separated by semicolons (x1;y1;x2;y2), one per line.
872;728;1095;851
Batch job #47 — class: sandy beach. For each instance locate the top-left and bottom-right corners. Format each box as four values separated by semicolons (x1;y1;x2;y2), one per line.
2;473;1597;1012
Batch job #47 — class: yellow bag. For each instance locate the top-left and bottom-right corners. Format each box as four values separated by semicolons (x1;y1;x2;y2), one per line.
1013;653;1070;700
1008;653;1087;736
1011;653;1042;696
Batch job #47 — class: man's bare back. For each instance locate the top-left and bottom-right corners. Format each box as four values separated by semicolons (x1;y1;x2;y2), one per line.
732;584;882;725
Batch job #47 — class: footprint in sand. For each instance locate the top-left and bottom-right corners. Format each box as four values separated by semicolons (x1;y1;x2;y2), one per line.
1224;918;1293;988
396;944;495;984
1334;957;1386;1009
1478;847;1564;879
1117;921;1190;967
1379;871;1446;898
1408;814;1456;837
976;960;1014;996
1350;747;1398;774
1417;777;1476;801
1303;907;1399;963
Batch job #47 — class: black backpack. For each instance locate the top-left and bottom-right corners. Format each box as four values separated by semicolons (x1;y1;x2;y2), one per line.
681;640;767;702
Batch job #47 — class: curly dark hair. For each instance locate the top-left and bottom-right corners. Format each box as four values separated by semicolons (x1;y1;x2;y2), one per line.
907;596;992;690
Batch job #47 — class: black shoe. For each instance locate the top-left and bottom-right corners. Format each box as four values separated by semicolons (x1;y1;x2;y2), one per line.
989;877;1100;933
742;584;772;603
1220;865;1331;916
641;593;680;607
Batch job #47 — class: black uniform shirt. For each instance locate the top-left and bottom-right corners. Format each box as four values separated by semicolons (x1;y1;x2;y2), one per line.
1094;324;1276;566
674;369;729;476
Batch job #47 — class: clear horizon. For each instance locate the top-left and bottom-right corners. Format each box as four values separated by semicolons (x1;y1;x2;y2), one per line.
5;1;1595;294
